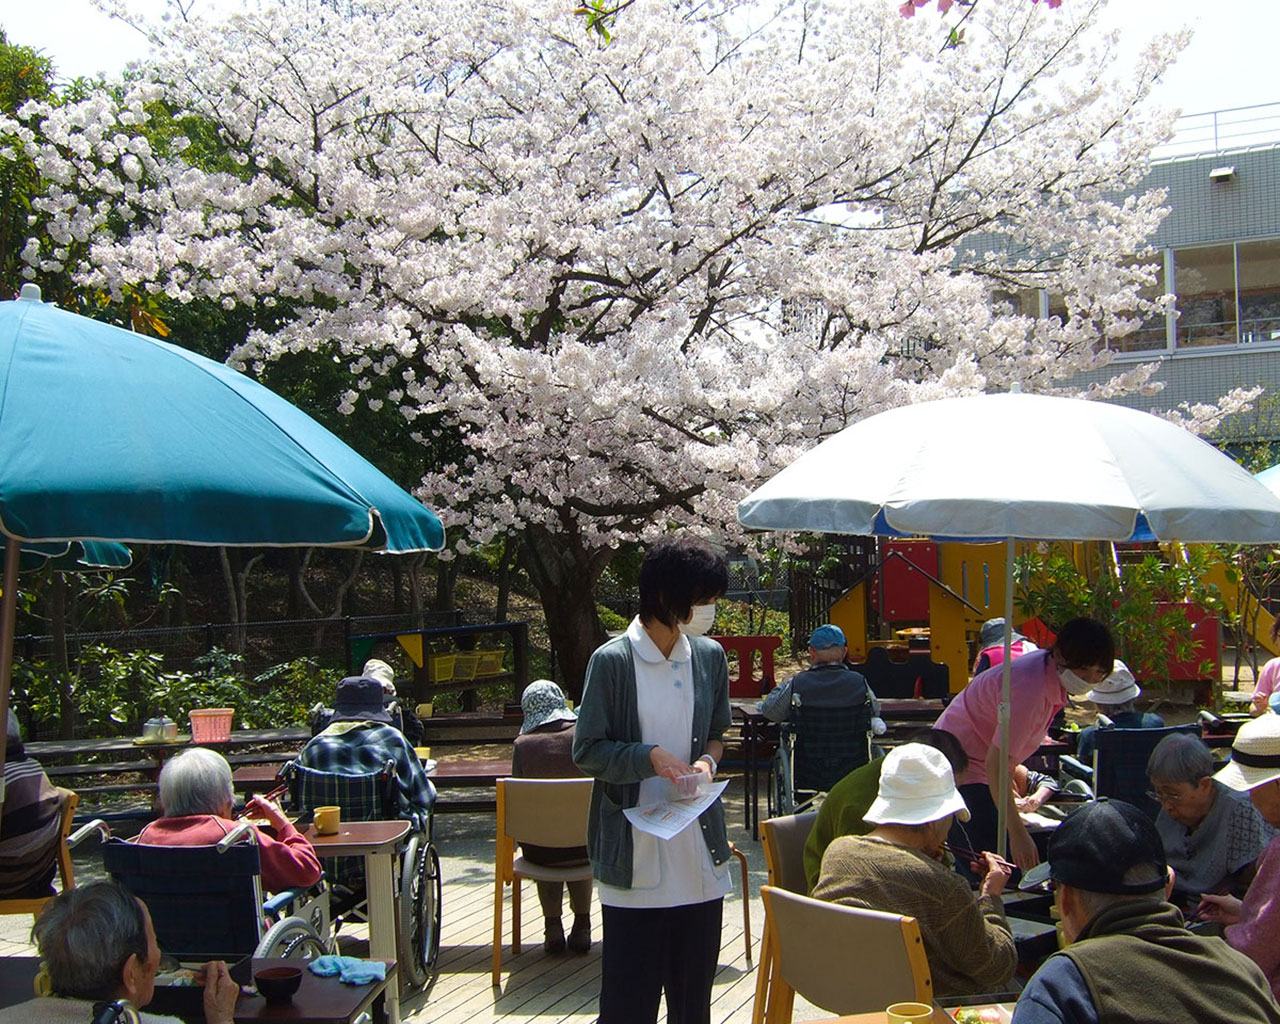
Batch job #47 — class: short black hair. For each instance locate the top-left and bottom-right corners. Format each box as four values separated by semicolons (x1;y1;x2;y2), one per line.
638;537;729;628
909;727;969;777
1053;617;1115;673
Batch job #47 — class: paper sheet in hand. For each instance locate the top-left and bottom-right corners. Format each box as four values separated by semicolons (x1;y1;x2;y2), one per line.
623;781;729;840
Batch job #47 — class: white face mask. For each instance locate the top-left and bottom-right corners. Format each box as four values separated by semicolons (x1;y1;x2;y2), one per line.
679;603;717;637
1058;667;1093;696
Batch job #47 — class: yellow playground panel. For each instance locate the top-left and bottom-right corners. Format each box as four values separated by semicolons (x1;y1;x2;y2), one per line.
826;540;1276;693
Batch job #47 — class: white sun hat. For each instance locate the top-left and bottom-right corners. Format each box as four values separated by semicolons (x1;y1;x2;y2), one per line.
864;742;970;826
1085;660;1140;705
1215;714;1280;792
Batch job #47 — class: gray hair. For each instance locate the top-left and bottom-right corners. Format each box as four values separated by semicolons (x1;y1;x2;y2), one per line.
33;881;148;999
159;746;234;817
1146;732;1213;786
1072;864;1166;920
5;709;19;743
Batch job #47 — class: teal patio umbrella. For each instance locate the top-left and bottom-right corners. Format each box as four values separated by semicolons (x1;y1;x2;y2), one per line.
8;540;133;573
0;285;445;776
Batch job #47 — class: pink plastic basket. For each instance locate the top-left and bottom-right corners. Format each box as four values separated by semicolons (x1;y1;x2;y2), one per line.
189;708;234;744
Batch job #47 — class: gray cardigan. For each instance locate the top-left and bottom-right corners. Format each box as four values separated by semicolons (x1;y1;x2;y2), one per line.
572;631;732;889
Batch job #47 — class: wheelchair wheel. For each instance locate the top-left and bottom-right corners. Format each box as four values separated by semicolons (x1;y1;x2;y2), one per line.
257;915;327;960
396;833;441;989
768;753;793;818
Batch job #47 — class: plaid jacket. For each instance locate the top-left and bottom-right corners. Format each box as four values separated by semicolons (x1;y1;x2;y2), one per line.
297;723;435;830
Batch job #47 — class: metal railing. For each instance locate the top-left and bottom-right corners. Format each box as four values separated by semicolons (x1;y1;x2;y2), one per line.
1154;102;1280;161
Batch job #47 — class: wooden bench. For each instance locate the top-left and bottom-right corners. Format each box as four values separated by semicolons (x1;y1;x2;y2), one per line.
26;728;311;805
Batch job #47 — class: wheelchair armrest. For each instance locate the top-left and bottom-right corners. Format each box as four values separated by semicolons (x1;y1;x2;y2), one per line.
263;888;307;917
68;819;112;848
1059;755;1093;782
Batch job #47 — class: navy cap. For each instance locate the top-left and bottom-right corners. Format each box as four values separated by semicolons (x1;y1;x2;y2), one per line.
1023;798;1166;895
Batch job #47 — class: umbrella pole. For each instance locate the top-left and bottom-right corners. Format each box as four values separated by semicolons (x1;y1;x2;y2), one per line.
996;537;1015;861
0;535;18;805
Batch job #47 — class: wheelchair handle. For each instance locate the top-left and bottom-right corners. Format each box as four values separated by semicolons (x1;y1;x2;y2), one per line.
68;819;112;849
216;821;260;852
91;1000;140;1024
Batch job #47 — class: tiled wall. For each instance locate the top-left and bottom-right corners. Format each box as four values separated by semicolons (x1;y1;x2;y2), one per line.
1147;149;1280;247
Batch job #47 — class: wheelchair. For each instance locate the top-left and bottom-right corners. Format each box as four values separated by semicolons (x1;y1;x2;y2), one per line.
68;819;331;963
768;701;874;817
281;757;441;990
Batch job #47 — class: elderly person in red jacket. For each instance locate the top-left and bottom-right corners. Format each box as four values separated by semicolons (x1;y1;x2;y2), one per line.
138;747;321;893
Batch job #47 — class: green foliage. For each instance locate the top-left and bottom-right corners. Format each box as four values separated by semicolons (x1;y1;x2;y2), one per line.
714;598;789;640
12;645;340;738
597;604;628;632
1014;545;1226;680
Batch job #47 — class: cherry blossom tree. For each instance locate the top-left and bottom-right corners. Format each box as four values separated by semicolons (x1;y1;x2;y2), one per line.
5;0;1246;689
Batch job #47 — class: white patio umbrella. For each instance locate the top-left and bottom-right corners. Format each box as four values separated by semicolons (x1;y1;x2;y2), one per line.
738;390;1280;856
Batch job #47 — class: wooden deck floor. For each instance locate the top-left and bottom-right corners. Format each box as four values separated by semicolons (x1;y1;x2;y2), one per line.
0;773;830;1024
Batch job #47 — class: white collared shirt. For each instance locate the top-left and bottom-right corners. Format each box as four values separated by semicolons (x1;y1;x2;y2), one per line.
597;617;731;908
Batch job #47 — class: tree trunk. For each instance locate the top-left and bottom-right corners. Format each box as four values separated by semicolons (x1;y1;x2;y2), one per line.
312;551;364;650
391;558;404;616
495;537;519;622
520;523;613;700
408;554;427;627
218;547;262;653
434;559;457;612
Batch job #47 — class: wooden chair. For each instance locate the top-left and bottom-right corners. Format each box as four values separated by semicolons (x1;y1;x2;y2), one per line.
0;787;78;920
753;813;818;1024
728;841;752;965
756;885;932;1024
492;777;594;985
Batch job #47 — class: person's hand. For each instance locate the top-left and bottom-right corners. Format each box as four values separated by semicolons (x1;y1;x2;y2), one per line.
1008;826;1040;871
247;794;288;828
1197;893;1243;925
1015;790;1049;813
977;852;1012;898
199;960;239;1024
649;746;694;782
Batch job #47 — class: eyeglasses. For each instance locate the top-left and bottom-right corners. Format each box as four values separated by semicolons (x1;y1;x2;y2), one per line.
1146;787;1189;805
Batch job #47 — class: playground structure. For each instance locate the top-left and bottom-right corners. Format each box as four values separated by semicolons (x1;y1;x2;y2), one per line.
824;539;1277;696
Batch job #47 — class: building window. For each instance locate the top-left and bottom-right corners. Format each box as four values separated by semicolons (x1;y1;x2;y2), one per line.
1237;238;1280;344
1175;244;1237;347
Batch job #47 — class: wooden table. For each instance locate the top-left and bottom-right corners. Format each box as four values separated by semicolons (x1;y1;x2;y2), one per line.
0;955;396;1023
301;821;409;1023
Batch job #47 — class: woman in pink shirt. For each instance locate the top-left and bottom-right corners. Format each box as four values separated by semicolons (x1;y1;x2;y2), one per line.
1199;714;1280;1000
936;617;1114;870
1250;620;1280;716
138;747;321;893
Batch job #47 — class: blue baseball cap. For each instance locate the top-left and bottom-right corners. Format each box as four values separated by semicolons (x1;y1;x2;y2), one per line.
809;624;846;649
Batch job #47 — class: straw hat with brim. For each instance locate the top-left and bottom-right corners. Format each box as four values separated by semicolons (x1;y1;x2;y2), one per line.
1215;714;1280;791
864;743;970;826
1086;660;1139;705
331;677;393;725
520;679;578;734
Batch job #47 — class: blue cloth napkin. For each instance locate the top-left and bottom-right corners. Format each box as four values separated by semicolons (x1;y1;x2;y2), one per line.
307;955;387;985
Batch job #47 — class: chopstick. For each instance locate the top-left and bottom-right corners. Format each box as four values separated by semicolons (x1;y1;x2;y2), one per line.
233;783;288;819
942;842;1017;872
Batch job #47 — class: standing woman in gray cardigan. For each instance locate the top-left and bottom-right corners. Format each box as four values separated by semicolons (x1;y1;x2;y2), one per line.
573;536;733;1024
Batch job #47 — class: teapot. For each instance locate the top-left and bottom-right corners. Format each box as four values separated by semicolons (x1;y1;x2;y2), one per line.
142;715;179;742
